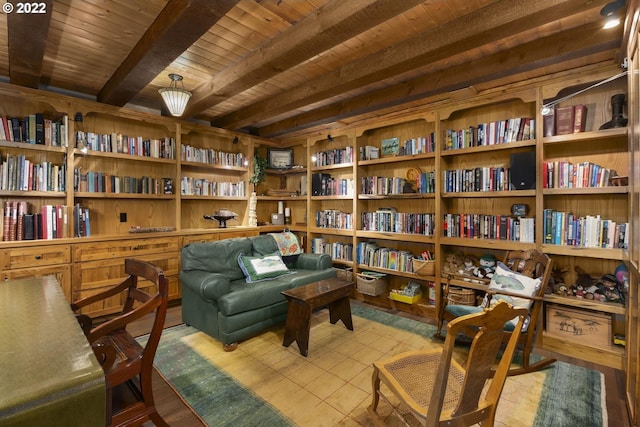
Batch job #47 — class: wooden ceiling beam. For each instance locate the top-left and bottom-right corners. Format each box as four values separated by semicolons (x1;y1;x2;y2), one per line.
258;22;620;138
97;0;238;106
7;0;53;88
181;0;426;118
213;0;609;131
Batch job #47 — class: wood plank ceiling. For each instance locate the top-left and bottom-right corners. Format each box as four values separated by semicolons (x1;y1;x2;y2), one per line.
0;0;629;140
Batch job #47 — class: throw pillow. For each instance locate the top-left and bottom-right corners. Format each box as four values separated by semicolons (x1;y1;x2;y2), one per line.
482;261;541;330
237;252;292;283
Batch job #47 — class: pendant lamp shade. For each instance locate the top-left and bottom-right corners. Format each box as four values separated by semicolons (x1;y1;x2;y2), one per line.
158;74;192;117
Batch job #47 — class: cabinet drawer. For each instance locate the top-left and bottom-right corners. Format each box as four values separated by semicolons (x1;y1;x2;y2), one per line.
0;245;71;270
72;237;181;262
182;233;220;246
3;264;72;302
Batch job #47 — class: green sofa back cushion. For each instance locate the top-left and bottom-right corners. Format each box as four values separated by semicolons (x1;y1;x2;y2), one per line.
182;237;252;281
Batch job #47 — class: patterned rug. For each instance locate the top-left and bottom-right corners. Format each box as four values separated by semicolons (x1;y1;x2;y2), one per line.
145;304;607;426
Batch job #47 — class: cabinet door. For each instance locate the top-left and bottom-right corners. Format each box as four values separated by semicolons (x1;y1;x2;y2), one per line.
72;252;180;317
3;264;71;302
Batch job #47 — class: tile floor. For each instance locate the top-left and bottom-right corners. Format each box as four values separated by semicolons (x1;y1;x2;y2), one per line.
180;307;542;427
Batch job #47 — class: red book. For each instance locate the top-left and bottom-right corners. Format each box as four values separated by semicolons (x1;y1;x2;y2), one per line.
573;105;587;133
555;106;574;135
56;205;63;238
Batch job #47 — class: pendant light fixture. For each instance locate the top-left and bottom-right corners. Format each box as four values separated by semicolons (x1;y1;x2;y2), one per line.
158;73;192;117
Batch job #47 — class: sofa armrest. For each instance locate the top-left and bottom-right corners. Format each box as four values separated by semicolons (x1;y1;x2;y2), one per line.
180;270;231;302
295;253;332;270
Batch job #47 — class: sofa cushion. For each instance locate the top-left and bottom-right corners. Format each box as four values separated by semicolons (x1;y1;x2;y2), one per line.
250;234;279;256
238;252;292;283
219;279;293;316
182;237;251;281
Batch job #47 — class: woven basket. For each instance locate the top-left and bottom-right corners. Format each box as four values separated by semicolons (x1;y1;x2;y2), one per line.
447;287;476;306
356;273;388;296
412;258;435;276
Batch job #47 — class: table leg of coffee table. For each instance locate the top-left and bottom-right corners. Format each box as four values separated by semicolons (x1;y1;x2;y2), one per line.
328;296;353;330
282;299;312;356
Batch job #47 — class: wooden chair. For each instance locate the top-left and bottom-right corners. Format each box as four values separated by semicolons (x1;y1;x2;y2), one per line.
368;300;528;426
71;258;169;427
436;249;556;376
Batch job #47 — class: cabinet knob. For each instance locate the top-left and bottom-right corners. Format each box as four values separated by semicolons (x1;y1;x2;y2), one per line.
34;255;42;260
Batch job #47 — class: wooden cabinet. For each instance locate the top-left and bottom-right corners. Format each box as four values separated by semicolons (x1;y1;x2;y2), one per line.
352;118;437;317
180;123;249;230
536;72;629;369
254;141;308;227
307;133;356;271
0;243;72;301
72;236;181;317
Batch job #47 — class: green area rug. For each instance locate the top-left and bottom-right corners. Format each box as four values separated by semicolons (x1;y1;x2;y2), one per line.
145;304;606;426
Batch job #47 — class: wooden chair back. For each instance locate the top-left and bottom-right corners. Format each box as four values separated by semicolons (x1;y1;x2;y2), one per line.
71;258;169;427
428;300;527;425
437;249;555;376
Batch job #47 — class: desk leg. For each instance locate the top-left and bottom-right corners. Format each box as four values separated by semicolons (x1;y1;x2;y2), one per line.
282;299;312;357
328;296;353;331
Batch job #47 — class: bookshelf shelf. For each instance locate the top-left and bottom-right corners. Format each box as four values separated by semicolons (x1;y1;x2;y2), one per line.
356;230;435;243
440;139;536;157
0;140;67;153
442;190;535;198
440;237;537;251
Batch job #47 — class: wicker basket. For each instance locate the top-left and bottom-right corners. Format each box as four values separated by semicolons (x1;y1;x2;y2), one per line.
412;258;435;276
356;272;388;296
447;287;476;306
333;266;353;282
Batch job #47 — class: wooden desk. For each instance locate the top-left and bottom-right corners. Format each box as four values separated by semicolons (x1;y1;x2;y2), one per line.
282;278;354;356
0;276;105;426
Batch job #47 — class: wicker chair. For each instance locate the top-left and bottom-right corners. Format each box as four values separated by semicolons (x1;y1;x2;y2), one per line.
368;300;527;426
436;249;555;376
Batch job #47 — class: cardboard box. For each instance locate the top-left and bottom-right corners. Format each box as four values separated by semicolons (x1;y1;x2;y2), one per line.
546;304;612;349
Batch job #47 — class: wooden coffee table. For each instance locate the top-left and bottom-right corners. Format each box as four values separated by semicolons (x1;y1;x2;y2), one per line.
281;278;354;356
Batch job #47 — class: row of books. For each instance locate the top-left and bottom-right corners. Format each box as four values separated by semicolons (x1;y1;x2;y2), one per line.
442;213;535;242
75;131;175;159
413;171;436;194
399;135;436;155
542;209;628;248
443;167;511;193
360;176;408;196
180;177;246;197
315;209;353;230
310;238;353;261
544;105;587;136
444;117;535;150
180;145;246;167
312;174;354;196
356;241;417;273
74;169;174;195
312;146;354;167
361;211;435;235
0;114;68;147
1;155;66;192
2;202;72;241
542;161;616;189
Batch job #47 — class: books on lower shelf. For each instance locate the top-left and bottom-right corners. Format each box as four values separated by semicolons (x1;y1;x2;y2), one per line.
542;209;628;248
356;241;419;273
442;213;534;242
2;201;68;240
310;238;353;261
74;204;91;237
360;210;435;235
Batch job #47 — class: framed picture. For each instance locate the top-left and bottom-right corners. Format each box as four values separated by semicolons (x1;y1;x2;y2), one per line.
381;137;399;156
267;148;294;169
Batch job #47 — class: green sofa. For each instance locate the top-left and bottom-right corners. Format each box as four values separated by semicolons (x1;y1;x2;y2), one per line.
180;234;336;350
